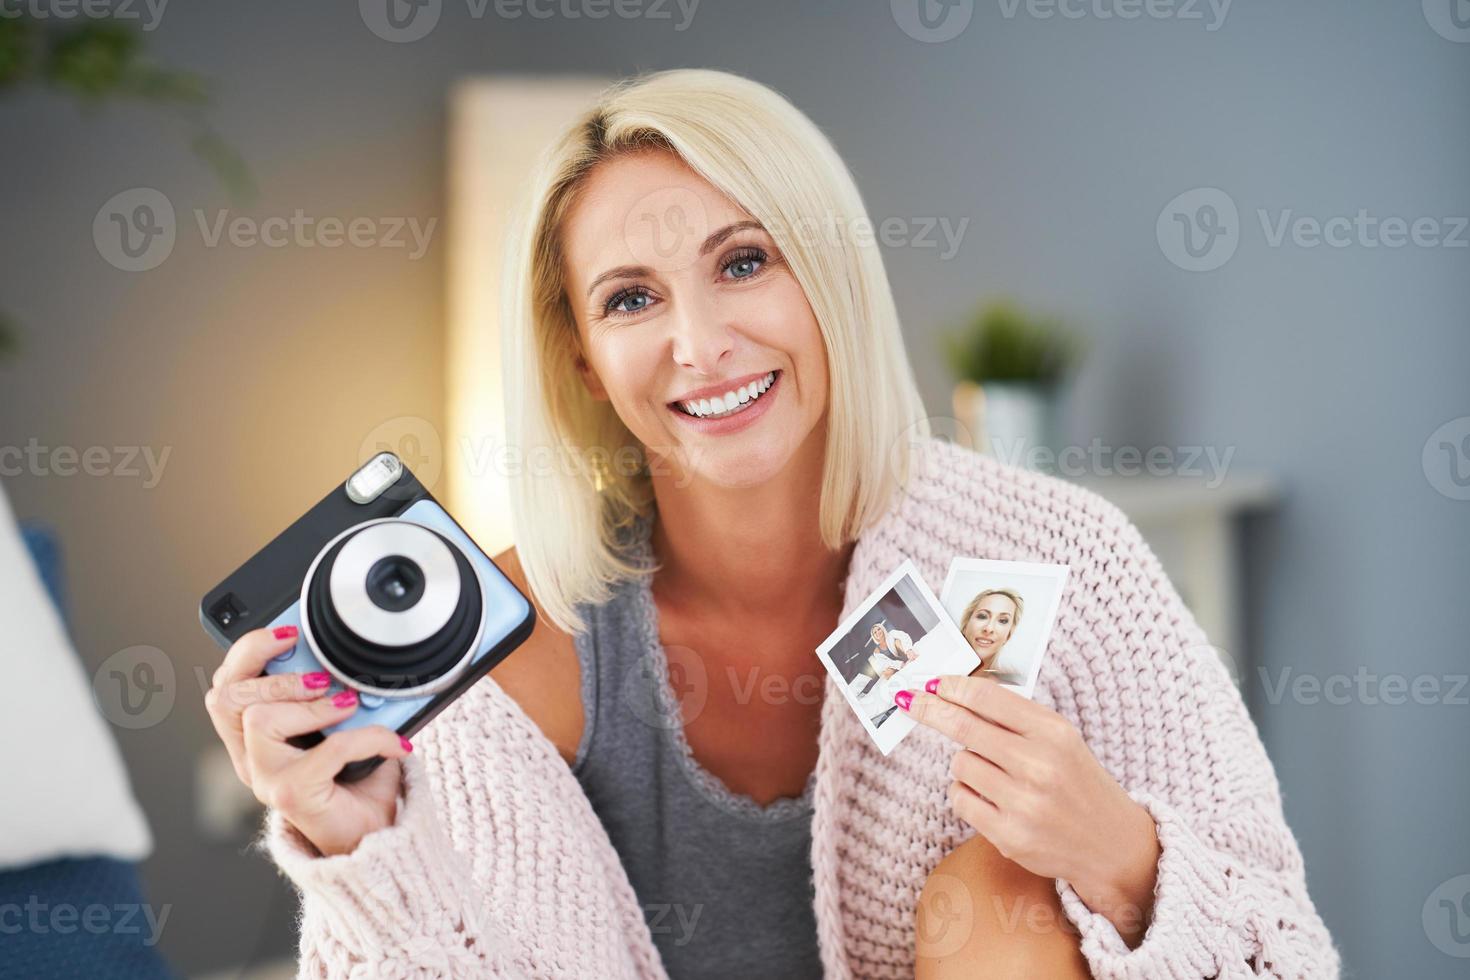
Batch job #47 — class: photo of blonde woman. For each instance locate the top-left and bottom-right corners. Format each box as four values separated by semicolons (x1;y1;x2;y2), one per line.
867;620;916;679
960;588;1024;684
940;559;1069;699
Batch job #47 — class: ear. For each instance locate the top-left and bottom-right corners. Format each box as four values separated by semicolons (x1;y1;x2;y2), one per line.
574;351;609;401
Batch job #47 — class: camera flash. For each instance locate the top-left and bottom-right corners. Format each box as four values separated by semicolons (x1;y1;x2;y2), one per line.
347;452;404;504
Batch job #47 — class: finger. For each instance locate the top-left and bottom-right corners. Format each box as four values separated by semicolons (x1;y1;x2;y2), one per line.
212;625;301;690
241;692;361;776
948;779;1001;836
292;725;412;786
950;748;1016;809
903;690;1026;768
205;669;334;783
931;674;1049;736
216;670;336;716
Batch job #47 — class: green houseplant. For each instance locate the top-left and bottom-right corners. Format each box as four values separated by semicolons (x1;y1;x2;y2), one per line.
942;299;1084;462
0;14;250;360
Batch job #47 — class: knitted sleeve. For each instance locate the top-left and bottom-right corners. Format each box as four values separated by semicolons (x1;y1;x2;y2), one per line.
1044;493;1340;979
250;681;664;980
257;754;528;979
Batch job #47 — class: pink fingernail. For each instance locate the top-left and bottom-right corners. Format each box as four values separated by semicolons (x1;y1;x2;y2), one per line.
925;677;940;695
332;690;358;708
895;689;914;711
273;625;298;640
303;672;331;690
400;736;413;753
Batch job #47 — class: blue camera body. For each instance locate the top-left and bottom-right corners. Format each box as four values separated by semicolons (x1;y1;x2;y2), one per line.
200;453;534;781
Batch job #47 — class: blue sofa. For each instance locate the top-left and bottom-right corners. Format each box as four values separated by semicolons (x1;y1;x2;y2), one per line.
0;524;176;979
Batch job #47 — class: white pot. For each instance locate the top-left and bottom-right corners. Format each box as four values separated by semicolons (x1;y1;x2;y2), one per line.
955;381;1055;469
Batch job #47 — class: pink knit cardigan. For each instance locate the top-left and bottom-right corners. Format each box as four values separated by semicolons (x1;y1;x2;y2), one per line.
259;437;1339;979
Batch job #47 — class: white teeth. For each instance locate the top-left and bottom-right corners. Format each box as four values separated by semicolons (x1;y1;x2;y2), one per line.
678;371;777;418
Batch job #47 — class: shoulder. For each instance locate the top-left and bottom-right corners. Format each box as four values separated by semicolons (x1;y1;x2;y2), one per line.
486;545;585;766
876;436;1146;568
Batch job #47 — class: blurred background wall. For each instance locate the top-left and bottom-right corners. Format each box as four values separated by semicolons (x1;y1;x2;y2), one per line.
1;1;1466;976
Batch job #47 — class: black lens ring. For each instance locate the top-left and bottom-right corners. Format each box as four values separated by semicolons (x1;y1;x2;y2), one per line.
305;525;482;690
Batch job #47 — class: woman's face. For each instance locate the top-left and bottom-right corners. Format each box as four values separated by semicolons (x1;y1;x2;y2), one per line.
559;149;830;488
964;594;1017;659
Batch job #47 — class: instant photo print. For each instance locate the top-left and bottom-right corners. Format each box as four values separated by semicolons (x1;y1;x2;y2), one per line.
939;558;1069;699
814;559;979;755
198;452;535;782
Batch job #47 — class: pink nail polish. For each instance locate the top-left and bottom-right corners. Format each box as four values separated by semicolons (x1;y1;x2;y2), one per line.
273;625;298;640
895;689;914;711
332;690;358;708
400;736;413;753
925;677;940;695
303;672;331;690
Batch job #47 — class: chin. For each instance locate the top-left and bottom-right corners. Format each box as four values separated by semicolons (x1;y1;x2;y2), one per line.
691;446;792;488
679;425;811;488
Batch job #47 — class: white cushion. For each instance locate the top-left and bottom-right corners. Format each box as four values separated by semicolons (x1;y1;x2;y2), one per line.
0;479;152;868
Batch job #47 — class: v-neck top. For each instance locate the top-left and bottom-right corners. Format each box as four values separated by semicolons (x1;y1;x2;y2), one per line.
568;513;821;980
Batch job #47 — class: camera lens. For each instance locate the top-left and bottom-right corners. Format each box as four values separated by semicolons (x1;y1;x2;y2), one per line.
366;555;424;611
300;519;484;695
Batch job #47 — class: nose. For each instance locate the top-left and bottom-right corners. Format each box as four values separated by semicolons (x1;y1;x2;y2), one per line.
667;290;735;376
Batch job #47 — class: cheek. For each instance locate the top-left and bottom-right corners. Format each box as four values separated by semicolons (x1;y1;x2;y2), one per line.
587;334;662;409
749;279;827;391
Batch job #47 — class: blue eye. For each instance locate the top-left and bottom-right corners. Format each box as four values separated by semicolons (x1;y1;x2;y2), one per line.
605;286;652;316
722;247;766;280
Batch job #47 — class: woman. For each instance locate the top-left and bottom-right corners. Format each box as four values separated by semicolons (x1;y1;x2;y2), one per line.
960;587;1022;679
868;620;915;679
202;69;1338;978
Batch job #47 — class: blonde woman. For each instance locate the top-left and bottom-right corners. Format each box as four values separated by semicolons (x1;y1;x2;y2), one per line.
867;620;915;678
204;69;1337;978
960;587;1023;681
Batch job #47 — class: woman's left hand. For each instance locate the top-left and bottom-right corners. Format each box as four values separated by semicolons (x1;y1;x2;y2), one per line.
898;674;1161;946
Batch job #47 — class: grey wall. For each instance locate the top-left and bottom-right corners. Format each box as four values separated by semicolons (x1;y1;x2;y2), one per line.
1;1;1465;976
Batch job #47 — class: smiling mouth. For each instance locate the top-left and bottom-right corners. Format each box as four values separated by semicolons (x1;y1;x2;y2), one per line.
670;370;780;420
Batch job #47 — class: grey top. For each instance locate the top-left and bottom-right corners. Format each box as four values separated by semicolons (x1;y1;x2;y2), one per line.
569;514;822;980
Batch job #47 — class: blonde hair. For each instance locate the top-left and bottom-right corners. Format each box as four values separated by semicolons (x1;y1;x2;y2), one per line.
960;589;1024;636
502;68;929;634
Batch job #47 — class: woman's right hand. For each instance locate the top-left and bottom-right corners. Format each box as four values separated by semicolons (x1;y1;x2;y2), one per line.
204;625;413;857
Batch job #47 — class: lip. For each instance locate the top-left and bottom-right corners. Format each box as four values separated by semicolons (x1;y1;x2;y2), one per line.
668;370;778;405
668;369;781;436
974;637;995;646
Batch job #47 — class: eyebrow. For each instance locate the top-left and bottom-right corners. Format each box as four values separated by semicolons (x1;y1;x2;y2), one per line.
584;219;766;300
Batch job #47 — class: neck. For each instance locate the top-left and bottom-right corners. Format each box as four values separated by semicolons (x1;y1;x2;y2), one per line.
646;428;853;621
